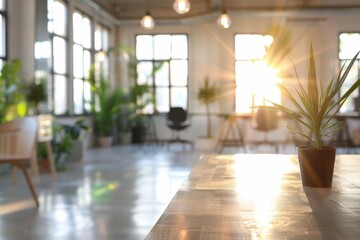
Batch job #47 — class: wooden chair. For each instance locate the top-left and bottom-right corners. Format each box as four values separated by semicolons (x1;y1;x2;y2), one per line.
0;117;39;207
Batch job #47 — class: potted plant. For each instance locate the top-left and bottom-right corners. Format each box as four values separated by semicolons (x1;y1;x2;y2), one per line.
117;103;132;144
24;77;47;115
195;76;220;150
270;44;360;188
52;122;73;171
127;83;152;143
61;117;91;162
88;65;124;147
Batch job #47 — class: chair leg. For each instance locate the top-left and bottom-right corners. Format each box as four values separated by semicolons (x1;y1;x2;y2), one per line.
17;163;40;207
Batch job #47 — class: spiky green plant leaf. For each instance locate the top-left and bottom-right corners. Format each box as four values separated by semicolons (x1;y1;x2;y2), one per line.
270;45;360;149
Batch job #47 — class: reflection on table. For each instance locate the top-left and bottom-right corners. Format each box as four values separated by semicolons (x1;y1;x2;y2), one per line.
146;154;360;239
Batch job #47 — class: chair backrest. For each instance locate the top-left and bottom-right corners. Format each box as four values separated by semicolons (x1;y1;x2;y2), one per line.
255;106;279;131
0;117;38;157
168;107;188;124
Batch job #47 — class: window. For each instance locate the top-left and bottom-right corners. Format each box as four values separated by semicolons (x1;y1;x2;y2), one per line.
94;23;109;77
234;34;281;113
73;11;92;114
339;33;360;113
48;0;68;115
44;1;110;115
0;0;6;67
136;34;188;113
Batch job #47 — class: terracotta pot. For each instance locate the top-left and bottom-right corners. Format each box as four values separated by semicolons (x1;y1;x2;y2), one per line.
297;146;336;188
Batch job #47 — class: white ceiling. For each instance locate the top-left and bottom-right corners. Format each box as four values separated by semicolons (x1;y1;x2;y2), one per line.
88;0;360;20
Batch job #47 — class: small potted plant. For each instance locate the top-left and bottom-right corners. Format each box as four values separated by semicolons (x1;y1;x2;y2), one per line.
61;117;91;162
195;76;220;150
271;44;360;188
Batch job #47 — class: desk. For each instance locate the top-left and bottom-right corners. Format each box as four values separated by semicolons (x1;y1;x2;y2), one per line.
146;154;360;239
216;113;288;153
216;114;249;153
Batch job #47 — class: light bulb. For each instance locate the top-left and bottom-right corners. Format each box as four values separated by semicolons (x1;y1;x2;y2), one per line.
95;51;106;62
140;12;155;30
217;11;232;29
173;0;190;14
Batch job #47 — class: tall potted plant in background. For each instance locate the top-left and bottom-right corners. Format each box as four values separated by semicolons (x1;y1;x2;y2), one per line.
127;83;152;143
127;61;162;144
25;77;47;115
271;44;360;188
88;65;123;147
107;45;163;144
195;76;220;150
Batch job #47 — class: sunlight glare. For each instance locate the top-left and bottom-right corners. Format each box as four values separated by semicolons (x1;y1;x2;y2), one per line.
235;34;281;113
234;155;294;235
236;61;281;112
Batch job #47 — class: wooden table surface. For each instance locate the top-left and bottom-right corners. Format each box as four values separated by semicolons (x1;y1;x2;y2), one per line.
146;154;360;239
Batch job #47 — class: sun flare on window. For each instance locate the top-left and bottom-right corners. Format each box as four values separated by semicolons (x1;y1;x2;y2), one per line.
235;34;281;113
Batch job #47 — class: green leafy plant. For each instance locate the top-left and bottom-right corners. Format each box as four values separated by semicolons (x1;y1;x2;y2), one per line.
127;83;152;127
61;117;91;140
48;118;91;170
52;122;73;171
197;76;220;138
270;45;360;149
25;77;47;115
88;65;124;137
0;60;27;123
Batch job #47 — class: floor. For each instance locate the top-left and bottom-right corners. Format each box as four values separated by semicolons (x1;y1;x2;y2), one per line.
0;142;316;239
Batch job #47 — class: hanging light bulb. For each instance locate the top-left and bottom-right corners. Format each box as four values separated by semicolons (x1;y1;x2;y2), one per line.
217;10;232;29
95;50;106;62
140;11;155;30
173;0;190;14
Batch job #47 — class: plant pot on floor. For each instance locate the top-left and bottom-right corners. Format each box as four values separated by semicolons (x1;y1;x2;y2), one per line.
99;136;113;148
297;146;336;188
132;126;146;143
70;140;85;162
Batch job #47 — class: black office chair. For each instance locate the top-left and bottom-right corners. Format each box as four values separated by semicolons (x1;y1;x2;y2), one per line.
166;107;193;149
252;106;280;152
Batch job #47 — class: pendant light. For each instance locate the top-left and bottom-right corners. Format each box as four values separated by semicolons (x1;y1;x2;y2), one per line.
173;0;190;14
217;10;231;29
217;0;231;29
141;0;154;30
141;11;155;30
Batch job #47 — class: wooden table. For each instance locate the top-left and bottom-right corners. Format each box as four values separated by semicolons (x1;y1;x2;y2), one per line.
146;154;360;239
